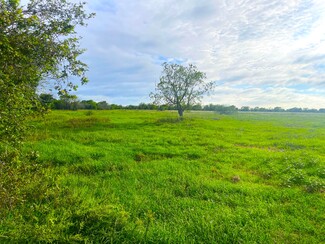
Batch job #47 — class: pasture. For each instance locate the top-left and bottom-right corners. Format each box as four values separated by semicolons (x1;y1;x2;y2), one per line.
1;110;324;243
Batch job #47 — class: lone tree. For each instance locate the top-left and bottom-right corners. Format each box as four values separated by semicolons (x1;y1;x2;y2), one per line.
151;62;214;117
0;0;94;148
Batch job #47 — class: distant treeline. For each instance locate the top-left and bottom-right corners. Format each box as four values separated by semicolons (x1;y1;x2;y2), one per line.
39;93;325;114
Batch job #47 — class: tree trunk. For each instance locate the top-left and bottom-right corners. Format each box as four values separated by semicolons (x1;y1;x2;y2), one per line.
178;108;183;117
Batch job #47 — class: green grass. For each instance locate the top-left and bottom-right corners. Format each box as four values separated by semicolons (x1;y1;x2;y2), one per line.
1;110;324;243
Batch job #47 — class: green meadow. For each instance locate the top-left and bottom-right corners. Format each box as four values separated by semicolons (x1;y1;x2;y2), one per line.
1;110;324;243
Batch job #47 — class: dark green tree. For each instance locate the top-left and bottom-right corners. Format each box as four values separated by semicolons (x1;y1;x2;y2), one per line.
39;93;55;109
0;0;94;148
240;106;250;111
273;107;285;112
97;101;109;110
59;94;79;110
80;100;98;110
150;62;214;117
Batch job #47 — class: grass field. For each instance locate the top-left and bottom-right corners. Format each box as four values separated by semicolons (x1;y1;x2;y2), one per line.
1;110;324;242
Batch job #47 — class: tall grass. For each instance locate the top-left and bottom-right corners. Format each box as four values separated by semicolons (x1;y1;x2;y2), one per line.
1;110;324;242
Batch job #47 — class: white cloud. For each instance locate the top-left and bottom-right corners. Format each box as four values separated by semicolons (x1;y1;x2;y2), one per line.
204;85;325;109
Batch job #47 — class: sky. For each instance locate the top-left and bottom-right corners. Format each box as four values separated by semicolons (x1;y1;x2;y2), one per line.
26;0;325;108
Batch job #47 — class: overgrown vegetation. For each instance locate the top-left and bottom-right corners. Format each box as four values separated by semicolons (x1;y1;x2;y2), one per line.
0;0;93;241
1;110;323;242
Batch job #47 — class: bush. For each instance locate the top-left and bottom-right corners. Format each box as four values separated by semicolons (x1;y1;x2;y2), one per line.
0;149;42;213
0;157;132;242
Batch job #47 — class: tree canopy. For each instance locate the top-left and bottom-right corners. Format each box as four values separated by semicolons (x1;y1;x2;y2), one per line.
0;0;94;147
150;62;214;117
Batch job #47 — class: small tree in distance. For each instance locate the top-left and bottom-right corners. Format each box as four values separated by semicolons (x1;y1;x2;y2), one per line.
150;62;214;117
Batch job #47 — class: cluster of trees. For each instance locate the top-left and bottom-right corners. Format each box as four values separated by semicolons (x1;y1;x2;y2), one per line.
240;106;325;113
40;94;325;114
40;94;119;110
39;93;237;113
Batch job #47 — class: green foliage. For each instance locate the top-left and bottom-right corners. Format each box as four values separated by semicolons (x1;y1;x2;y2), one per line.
0;80;41;147
80;100;98;110
97;101;110;110
150;62;214;117
39;93;55;109
0;0;93;146
0;1;94;241
204;104;238;114
0;151;25;210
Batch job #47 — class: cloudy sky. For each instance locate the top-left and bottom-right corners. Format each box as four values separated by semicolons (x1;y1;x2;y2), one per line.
33;0;325;108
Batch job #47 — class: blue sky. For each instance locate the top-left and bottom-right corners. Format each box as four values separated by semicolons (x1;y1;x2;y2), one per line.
32;0;325;108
